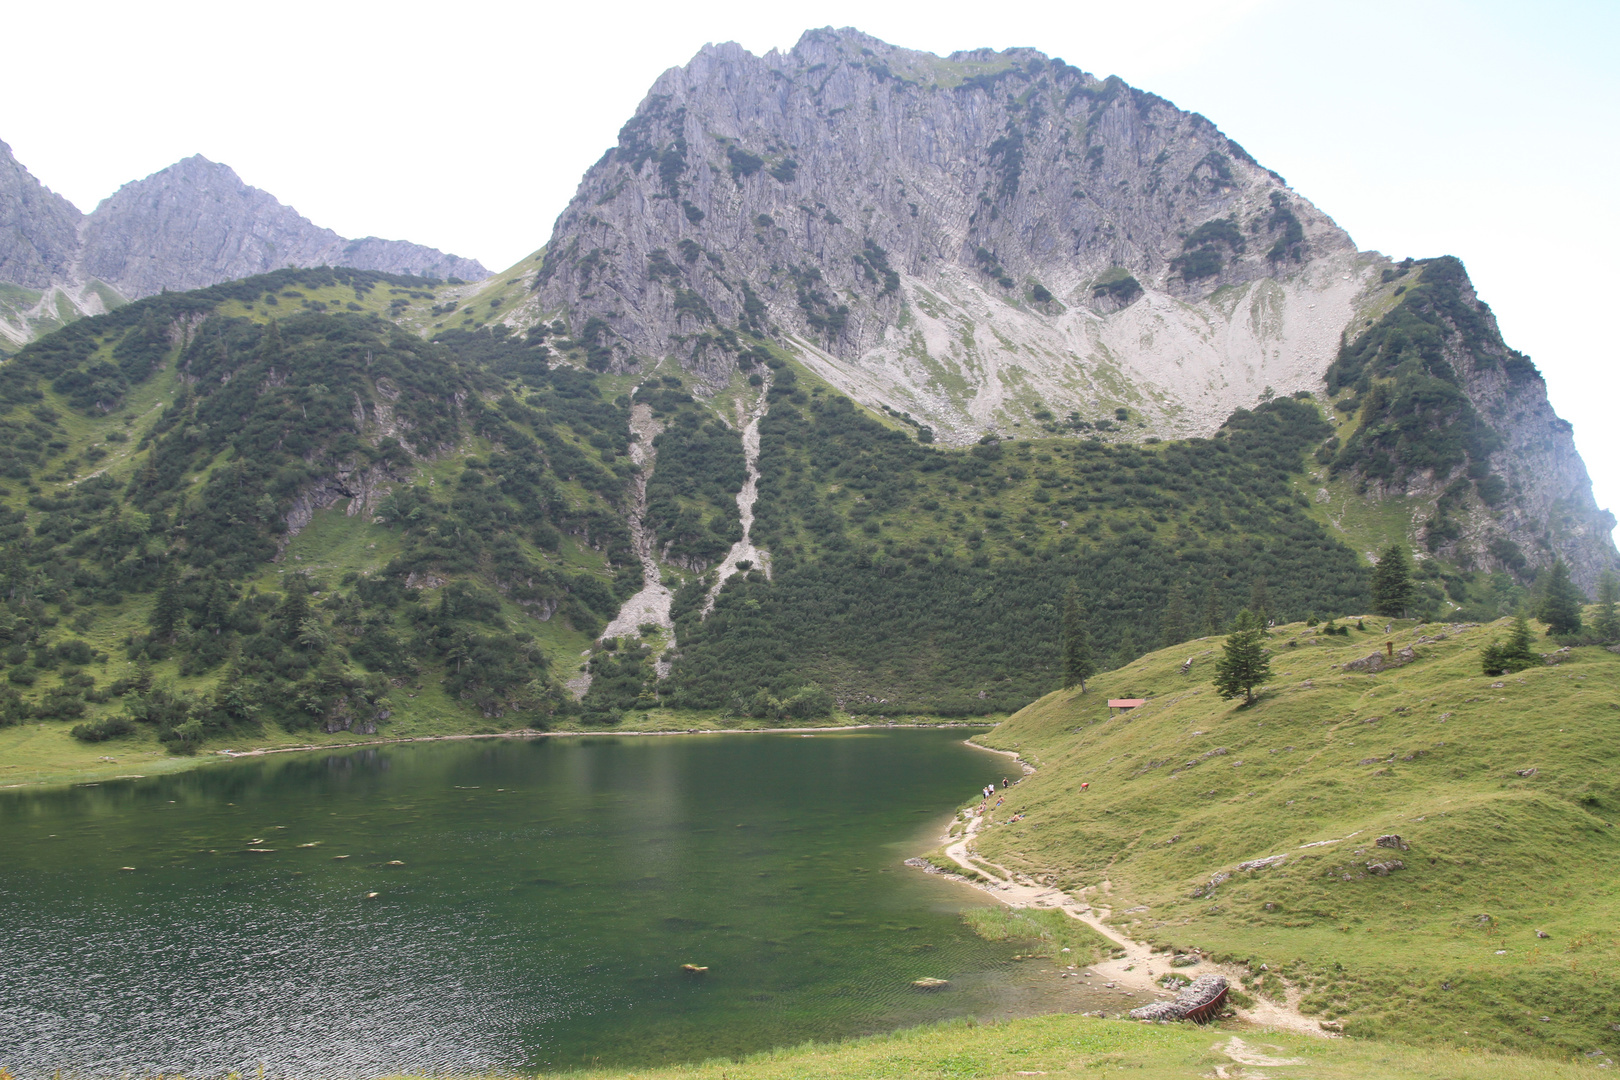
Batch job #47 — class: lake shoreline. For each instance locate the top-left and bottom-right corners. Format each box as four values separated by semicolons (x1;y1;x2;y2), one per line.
213;720;997;759
0;720;998;791
934;739;1329;1038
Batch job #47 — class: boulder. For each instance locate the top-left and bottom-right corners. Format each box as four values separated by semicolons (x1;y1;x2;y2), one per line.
1340;646;1417;674
1237;854;1287;872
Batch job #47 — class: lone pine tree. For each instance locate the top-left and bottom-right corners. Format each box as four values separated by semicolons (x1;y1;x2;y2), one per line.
1537;558;1584;636
1480;611;1539;675
1214;607;1271;705
1371;544;1414;618
1062;584;1096;691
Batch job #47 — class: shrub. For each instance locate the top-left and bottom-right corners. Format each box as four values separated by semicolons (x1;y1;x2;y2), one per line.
71;716;135;742
1092;275;1142;303
727;146;764;182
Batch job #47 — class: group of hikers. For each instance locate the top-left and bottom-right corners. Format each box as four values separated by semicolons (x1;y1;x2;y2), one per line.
977;777;1010;815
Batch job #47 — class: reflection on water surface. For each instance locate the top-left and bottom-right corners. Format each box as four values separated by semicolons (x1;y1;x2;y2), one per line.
0;730;1100;1076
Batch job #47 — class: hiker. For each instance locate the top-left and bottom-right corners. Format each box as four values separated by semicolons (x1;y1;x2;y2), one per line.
1081;782;1089;792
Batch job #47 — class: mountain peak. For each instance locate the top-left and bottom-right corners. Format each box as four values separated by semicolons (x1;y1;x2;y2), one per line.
0;139;83;289
514;27;1613;588
0;144;489;316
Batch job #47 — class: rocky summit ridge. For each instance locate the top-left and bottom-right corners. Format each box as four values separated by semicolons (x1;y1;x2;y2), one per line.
0;141;486;349
510;27;1614;588
531;28;1360;437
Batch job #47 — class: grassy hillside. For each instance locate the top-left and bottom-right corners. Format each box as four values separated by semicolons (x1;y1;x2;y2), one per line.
971;614;1620;1059
402;1013;1606;1079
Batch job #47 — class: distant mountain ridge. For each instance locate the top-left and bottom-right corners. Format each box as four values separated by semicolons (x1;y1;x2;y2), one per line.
0;141;487;348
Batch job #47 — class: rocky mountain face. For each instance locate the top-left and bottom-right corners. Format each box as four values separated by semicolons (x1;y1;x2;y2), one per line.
1320;256;1617;588
0;140;80;289
0;143;487;350
519;27;1615;589
532;28;1364;440
78;155;489;297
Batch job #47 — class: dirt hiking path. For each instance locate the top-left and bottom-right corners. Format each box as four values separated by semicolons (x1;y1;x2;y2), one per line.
945;743;1331;1038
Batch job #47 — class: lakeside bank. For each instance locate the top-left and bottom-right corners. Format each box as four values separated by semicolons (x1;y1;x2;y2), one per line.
0;714;1004;791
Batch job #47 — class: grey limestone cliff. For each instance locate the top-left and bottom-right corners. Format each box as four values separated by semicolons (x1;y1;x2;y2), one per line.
0;140;80;289
0;147;487;350
79;156;488;298
532;27;1364;439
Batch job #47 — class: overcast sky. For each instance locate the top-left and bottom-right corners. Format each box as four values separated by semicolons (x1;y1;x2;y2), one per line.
5;0;1616;540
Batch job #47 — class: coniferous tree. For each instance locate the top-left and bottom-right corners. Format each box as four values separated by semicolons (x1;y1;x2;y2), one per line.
131;655;155;694
1202;581;1223;636
1214;607;1270;705
1537;558;1584;636
1061;585;1095;691
1249;576;1272;627
150;565;182;642
1114;625;1139;669
1371;544;1414;618
277;578;312;642
1160;582;1191;647
1594;570;1620;643
1480;612;1539;675
258;319;283;364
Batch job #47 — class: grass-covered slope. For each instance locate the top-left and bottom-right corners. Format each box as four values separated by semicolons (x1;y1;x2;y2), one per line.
972;616;1620;1058
415;1014;1605;1079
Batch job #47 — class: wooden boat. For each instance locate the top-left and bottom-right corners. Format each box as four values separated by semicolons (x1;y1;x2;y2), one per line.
1128;974;1227;1023
1181;980;1228;1023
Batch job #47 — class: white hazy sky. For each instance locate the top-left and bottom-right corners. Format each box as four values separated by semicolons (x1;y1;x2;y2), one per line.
5;0;1616;539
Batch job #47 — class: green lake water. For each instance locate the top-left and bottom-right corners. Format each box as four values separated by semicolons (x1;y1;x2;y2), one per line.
0;729;1104;1076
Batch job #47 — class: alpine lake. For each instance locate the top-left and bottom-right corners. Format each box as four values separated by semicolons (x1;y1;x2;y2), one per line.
0;728;1114;1076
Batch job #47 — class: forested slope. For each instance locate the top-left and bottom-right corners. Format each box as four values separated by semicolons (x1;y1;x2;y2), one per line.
0;264;1565;771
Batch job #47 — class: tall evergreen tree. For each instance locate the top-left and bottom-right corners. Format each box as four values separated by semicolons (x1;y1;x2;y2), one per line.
1481;611;1539;675
150;564;182;642
1594;570;1620;643
258;319;283;363
1214;607;1270;705
277;577;312;643
1160;582;1191;647
1114;625;1139;669
1371;544;1414;618
1061;584;1095;691
1202;580;1223;636
1249;576;1272;627
1537;558;1584;636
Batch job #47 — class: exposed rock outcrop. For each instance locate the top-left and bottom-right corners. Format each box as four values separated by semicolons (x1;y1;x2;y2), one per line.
0;140;80;288
80;156;488;298
1325;257;1618;588
533;27;1365;439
